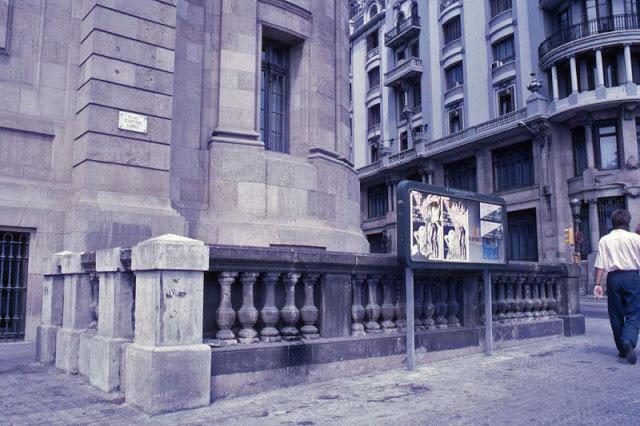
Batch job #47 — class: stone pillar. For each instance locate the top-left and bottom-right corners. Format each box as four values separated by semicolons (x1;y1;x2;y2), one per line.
55;252;93;374
569;56;579;94
35;253;65;364
551;65;559;100
588;200;600;252
624;44;634;84
125;234;210;414
595;49;605;88
88;248;135;393
556;265;586;336
584;121;595;169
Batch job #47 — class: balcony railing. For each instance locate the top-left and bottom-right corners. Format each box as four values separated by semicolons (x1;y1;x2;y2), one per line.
388;148;416;165
440;0;460;12
384;57;422;86
427;108;526;151
539;13;640;59
385;15;421;47
367;46;380;61
358;160;382;174
367;123;381;136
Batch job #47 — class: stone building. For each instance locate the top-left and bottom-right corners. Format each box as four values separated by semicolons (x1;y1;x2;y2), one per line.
350;0;640;291
0;0;366;342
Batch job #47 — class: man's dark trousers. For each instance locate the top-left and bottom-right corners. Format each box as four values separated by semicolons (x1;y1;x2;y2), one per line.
607;271;640;352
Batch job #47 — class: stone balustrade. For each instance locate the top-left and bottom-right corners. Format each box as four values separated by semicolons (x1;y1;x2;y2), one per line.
35;235;585;414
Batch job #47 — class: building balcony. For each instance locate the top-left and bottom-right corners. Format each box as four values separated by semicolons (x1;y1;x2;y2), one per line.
366;46;380;61
388;147;416;166
440;0;460;12
384;57;422;86
384;16;420;48
367;123;381;139
539;14;640;63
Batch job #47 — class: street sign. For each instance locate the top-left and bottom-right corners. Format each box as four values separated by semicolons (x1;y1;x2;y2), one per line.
575;230;584;245
397;181;508;270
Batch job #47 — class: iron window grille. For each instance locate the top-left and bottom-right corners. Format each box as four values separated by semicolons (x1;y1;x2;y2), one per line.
261;39;289;153
492;36;515;63
0;231;29;341
443;16;461;45
497;86;515;116
507;209;539;262
448;106;463;134
490;0;512;18
598;196;627;236
445;62;464;90
492;141;534;192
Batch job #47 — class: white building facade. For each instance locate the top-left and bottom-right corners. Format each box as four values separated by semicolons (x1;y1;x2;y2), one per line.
350;0;640;291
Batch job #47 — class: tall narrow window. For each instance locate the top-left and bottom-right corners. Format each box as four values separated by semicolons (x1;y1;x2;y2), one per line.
368;67;380;90
448;106;463;134
400;131;408;151
370;138;380;163
368;104;381;130
557;7;572;32
492;36;515;63
366;31;379;52
603;52;618;87
492;141;535;192
445;62;464;90
412;82;422;110
490;0;512;18
572;127;588;177
443;16;461;45
579;203;592;259
594;121;619;170
261;39;289;153
367;184;388;219
497;85;515;116
507;209;538;261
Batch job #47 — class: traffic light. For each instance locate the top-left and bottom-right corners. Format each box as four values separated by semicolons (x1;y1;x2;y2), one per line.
564;227;574;245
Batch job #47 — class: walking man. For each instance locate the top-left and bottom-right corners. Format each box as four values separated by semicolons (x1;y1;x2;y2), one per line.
593;209;640;365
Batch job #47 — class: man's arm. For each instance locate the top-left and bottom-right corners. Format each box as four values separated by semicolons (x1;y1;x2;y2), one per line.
594;267;604;299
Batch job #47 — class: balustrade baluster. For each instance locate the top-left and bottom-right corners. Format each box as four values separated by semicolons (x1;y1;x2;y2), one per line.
300;274;320;339
447;277;461;327
89;273;99;330
351;274;366;336
531;276;542;318
523;277;534;319
435;279;448;329
538;276;549;317
491;277;498;321
215;272;238;345
365;275;382;333
422;278;435;329
281;272;301;340
496;276;507;322
414;277;424;330
548;278;558;316
394;278;406;331
505;276;517;320
260;272;281;342
237;272;260;344
514;277;525;320
380;276;397;332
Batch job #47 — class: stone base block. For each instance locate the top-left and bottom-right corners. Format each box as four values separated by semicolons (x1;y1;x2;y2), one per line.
55;328;83;374
125;344;211;415
78;330;97;378
89;335;131;393
560;314;586;337
35;324;60;364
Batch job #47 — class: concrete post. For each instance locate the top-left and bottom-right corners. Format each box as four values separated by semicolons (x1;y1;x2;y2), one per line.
125;234;211;414
624;44;633;84
35;253;65;364
551;65;559;100
584;123;595;169
569;56;578;94
88;248;135;393
55;252;93;374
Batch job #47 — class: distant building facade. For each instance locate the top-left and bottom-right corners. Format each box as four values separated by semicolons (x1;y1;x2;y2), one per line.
0;0;365;342
350;0;640;288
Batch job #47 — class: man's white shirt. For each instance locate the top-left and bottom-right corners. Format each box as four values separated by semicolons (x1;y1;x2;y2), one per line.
594;229;640;272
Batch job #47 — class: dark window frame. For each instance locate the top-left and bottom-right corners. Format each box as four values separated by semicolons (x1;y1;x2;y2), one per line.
492;141;535;192
448;106;463;134
490;0;512;18
497;85;515;116
593;120;620;171
261;39;289;153
492;35;515;63
445;62;464;90
572;126;588;177
367;184;389;219
443;16;461;45
507;209;539;262
444;156;477;192
597;196;627;236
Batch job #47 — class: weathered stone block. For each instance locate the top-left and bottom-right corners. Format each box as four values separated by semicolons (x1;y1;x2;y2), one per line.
78;330;97;378
125;344;211;414
131;234;208;271
55;327;83;374
89;335;131;393
35;324;60;364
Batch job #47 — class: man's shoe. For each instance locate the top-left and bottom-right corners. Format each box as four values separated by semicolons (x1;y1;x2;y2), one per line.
622;341;637;365
618;350;626;358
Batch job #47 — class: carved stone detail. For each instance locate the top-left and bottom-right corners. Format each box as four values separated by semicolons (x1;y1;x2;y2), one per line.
260;272;281;342
214;272;238;345
281;273;301;340
300;274;320;339
237;272;259;344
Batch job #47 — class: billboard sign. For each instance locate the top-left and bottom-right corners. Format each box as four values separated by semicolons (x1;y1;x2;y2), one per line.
397;181;507;270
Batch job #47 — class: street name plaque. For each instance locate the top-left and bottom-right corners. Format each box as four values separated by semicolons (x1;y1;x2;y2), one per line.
396;181;508;369
118;111;148;134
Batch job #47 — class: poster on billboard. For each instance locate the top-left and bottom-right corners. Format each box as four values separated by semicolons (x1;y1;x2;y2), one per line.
398;182;507;269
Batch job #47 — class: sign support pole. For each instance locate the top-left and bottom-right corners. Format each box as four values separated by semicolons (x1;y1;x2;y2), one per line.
483;269;493;356
405;267;415;371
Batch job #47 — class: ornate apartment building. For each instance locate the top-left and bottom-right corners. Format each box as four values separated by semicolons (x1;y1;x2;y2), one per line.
350;0;640;287
0;0;365;342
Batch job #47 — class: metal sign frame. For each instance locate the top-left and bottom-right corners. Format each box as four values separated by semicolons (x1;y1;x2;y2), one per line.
396;181;508;370
397;181;508;270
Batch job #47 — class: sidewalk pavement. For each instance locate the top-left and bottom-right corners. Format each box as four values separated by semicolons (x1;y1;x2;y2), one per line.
1;308;638;425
